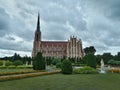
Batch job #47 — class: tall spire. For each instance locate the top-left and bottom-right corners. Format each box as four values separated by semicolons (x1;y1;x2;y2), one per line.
37;12;40;31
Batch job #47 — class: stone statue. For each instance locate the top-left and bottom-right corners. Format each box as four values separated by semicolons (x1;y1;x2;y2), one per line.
100;59;106;74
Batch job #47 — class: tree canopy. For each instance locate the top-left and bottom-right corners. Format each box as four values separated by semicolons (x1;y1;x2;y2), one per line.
84;46;96;55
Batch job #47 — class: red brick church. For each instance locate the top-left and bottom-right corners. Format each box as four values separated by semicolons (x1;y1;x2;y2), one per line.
32;13;84;59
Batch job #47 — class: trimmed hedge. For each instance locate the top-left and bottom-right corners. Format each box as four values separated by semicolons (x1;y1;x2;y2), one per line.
0;70;40;76
7;66;16;69
0;66;7;69
61;60;73;74
0;70;61;81
0;65;33;69
33;52;46;70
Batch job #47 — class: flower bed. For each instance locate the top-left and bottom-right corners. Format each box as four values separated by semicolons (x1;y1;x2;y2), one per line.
108;68;120;73
0;70;61;81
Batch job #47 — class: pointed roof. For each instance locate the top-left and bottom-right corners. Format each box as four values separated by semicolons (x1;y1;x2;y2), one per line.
37;12;40;31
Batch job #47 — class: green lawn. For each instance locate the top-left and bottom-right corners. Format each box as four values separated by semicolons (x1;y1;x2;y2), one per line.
0;73;120;90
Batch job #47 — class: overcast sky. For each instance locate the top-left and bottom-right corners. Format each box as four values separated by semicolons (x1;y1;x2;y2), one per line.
0;0;120;57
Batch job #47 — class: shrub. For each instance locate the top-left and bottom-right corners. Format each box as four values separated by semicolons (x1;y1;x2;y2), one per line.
26;65;33;69
6;61;13;66
7;65;16;69
61;60;73;74
84;53;97;68
107;60;116;65
33;52;46;70
56;63;62;68
108;60;120;66
13;60;23;66
73;66;98;74
0;60;3;66
0;66;7;69
16;65;26;69
0;70;61;81
52;58;61;65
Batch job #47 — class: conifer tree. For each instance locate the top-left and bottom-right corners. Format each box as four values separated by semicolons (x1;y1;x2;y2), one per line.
33;52;46;70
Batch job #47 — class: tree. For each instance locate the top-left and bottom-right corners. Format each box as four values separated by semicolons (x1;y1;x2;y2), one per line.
108;59;120;66
102;53;113;64
61;60;73;74
33;52;46;70
84;46;96;55
12;53;21;61
96;54;102;65
84;53;97;68
114;52;120;61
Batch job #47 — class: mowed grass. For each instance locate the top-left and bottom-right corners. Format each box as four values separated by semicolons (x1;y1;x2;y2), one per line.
0;74;120;90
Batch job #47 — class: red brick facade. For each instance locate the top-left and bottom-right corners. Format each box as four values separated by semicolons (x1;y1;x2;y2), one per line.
32;14;84;59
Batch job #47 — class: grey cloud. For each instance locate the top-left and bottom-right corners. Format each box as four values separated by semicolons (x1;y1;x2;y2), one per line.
85;0;120;21
0;7;10;36
0;0;120;57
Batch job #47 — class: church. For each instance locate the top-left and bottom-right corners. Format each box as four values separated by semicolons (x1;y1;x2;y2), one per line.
32;13;84;59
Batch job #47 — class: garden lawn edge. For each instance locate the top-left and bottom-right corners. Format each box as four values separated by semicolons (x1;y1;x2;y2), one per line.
0;70;61;82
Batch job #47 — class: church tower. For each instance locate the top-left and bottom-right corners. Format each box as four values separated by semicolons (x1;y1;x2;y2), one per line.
32;13;41;57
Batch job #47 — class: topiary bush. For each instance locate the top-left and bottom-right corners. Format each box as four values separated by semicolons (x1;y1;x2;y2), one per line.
33;52;46;70
84;53;97;68
73;66;98;74
61;60;73;74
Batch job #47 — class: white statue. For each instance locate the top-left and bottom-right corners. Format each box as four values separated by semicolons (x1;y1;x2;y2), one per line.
101;59;104;68
100;59;106;74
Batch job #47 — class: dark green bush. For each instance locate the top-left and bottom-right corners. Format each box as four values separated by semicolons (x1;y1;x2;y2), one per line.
52;58;61;65
84;53;97;68
33;52;46;70
61;60;73;74
73;66;98;74
56;63;62;68
13;60;23;66
108;60;120;66
0;66;7;69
